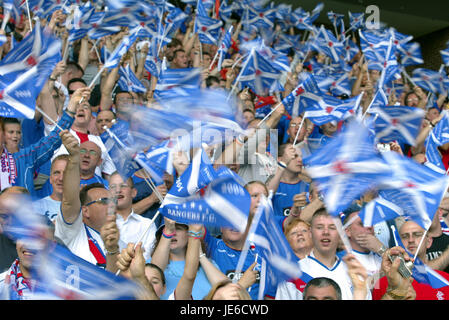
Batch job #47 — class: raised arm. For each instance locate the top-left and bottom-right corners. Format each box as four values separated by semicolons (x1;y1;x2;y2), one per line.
150;217;176;271
100;212;120;273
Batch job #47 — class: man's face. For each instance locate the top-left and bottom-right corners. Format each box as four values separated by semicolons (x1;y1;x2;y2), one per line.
285;146;303;173
242;111;255;125
95;110;115;134
16;241;34;272
173;50;188;68
82;187;111;230
287;117;306;143
115;92;134;118
304;285;339;300
399;221;432;258
79;141;102;174
345;212;374;242
406;93;419;107
3;123;22;151
74;103;92;127
320;121;337;137
311;214;340;256
50;159;67;195
109;174;135;210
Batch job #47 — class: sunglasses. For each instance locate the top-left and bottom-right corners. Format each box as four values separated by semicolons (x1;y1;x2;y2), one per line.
84;197;113;207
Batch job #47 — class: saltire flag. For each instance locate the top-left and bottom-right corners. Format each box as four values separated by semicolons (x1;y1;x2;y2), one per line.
194;0;222;45
31;242;143;300
398;42;424;66
0;20;61;118
216;25;233;71
219;0;239;23
389;28;413;50
309;2;324;23
440;44;449;66
313;73;334;93
348;12;364;31
66;1;95;42
303;120;392;215
273;33;298;53
343;36;359;62
366;87;388;116
246;194;303;290
373;151;449;230
329;72;352;97
388;224;449;289
302;93;363;126
358;29;390;62
36;0;65;20
153;67;202;101
424;111;449;174
244;5;276;29
314;25;344;63
136;139;175;178
164;6;188;38
117;64;146;93
144;37;161;77
327;11;344;28
104;25;142;69
160;174;251;233
369;105;425;145
100;120;142;181
377;37;401;89
281;72;322;118
258;44;291;73
411;68;446;94
290;11;314;31
86;11;125;39
236;48;282;96
105;0;138;10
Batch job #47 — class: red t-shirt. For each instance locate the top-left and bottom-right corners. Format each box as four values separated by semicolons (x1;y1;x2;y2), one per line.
372;270;449;300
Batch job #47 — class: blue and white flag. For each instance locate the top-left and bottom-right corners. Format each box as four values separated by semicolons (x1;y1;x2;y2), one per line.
302;93;362;126
424;111;449;174
358;29;390;62
117;64;146;93
441;45;449;66
327;11;344;28
289;11;313;31
245;5;276;29
343;36;360;62
104;26;142;69
137;139;175;177
348;12;364;31
412;68;446;94
303;120;392;215
369;105;425;145
100;120;142;181
378;37;400;89
247;195;303;287
236;48;282;95
398;42;424;66
105;0;138;10
309;2;324;23
153;67;201;101
281;72;322;118
164;6;188;37
161;174;251;232
0;21;61;118
194;3;222;45
216;25;233;71
314;25;344;63
144;37;161;77
376;151;449;230
67;1;95;42
329;72;352;97
31;243;142;300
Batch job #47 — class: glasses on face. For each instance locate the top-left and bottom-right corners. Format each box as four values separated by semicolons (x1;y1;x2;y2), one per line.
84;197;112;207
80;148;99;157
400;232;424;241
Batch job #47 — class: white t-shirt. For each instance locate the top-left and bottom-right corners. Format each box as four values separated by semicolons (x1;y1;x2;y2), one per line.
33;196;61;222
54;209;106;266
276;250;372;300
116;210;157;261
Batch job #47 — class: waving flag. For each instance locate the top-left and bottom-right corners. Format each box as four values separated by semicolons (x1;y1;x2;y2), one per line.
87;11;123;39
376;151;449;230
164;7;188;37
290;11;313;31
327;11;344;28
100;120;142;181
424;111;449;174
309;2;324;23
194;4;223;46
104;26;142;69
303;120;392;215
246;195;302;289
343;36;359;62
161;173;251;232
144;37;161;77
389;28;413;50
67;1;95;42
398;42;424;66
117;64;146;93
0;21;61;118
153;67;201;101
105;0;138;10
302;93;362;126
136;139;175;178
236;48;282;95
258;44;291;73
31;243;142;300
281;72;322;118
329;72;352;97
359;29;390;62
369;105;425;145
378;37;400;89
245;5;276;29
216;25;233;71
314;25;344;62
412;68;446;94
348;12;364;31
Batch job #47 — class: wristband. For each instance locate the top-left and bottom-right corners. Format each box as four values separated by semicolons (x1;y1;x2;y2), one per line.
162;229;176;239
199;253;206;259
106;248;119;255
49;76;57;81
187;230;204;239
386;287;407;300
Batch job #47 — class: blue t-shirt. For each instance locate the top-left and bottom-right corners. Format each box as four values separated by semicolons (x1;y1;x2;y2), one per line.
204;231;269;300
272;181;310;217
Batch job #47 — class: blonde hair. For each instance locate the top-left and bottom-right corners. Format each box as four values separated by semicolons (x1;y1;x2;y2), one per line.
203;280;252;300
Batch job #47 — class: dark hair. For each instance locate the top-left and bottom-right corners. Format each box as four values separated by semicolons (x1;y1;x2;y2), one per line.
79;183;107;206
167;38;182;49
311;208;330;225
66;61;85;77
1;117;21;131
67;78;87;94
51;154;70;172
172;48;186;60
404;91;419;105
110;171;134;189
205;75;220;88
145;263;166;286
304;277;342;300
113;89;133;105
